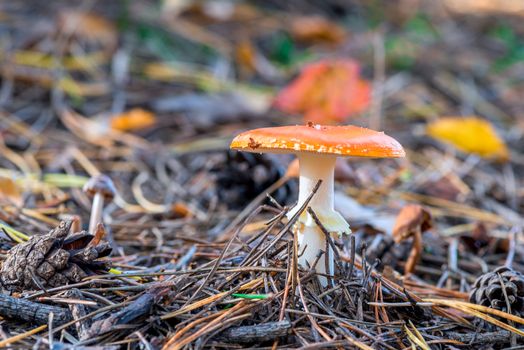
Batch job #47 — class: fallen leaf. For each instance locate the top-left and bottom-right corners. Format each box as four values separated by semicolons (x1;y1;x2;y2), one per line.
0;177;23;206
392;205;432;243
57;10;117;53
58;77;109;97
443;0;524;17
171;202;193;218
274;59;371;124
392;204;432;275
427;116;509;161
110;108;156;131
11;50;105;72
418;175;462;201
60;109;150;149
176;1;262;24
235;39;257;76
290;15;346;46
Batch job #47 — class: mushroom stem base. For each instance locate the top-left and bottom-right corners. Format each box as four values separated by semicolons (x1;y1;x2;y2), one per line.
298;224;335;287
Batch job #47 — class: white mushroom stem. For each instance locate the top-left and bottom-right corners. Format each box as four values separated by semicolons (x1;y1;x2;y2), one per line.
89;193;104;234
287;153;351;287
296;154;335;211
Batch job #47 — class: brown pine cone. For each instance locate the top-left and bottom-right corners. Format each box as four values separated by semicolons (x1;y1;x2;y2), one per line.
212;151;296;209
469;266;524;315
0;221;111;292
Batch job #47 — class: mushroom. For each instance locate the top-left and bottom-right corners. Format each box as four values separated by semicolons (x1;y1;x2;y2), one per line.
231;124;405;286
83;174;116;234
392;204;432;275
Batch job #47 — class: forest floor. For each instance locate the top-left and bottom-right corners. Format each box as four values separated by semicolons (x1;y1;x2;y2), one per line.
0;1;523;349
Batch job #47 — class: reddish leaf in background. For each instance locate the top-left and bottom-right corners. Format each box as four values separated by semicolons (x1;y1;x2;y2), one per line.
274;59;371;124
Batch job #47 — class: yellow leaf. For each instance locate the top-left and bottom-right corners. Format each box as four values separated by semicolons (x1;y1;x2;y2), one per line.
58;77;109;97
235;39;257;76
11;50;105;72
110;108;156;131
427;116;509;161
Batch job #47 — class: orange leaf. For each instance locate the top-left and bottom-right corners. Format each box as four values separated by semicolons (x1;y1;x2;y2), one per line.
274;59;371;124
290;16;346;46
171;202;192;218
110;108;156;131
0;177;23;207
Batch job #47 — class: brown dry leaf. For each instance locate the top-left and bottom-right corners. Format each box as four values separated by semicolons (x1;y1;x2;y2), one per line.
419;175;462;201
290;15;346;46
0;176;23;207
392;205;432;275
392;205;432;243
57;10;117;53
427;116;509;161
110;108;156;132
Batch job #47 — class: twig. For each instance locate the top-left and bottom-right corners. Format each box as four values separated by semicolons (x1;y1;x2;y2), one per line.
219;320;291;343
0;294;72;325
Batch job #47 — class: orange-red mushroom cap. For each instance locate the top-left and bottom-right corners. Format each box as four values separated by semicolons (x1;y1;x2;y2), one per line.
230;124;405;158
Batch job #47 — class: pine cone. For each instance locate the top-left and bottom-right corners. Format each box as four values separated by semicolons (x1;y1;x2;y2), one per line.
0;221;111;292
212;151;295;209
469;266;524;316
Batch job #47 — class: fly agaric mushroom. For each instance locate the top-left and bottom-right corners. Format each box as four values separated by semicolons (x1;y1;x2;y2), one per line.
231;124;405;285
83;174;116;234
392;204;432;275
